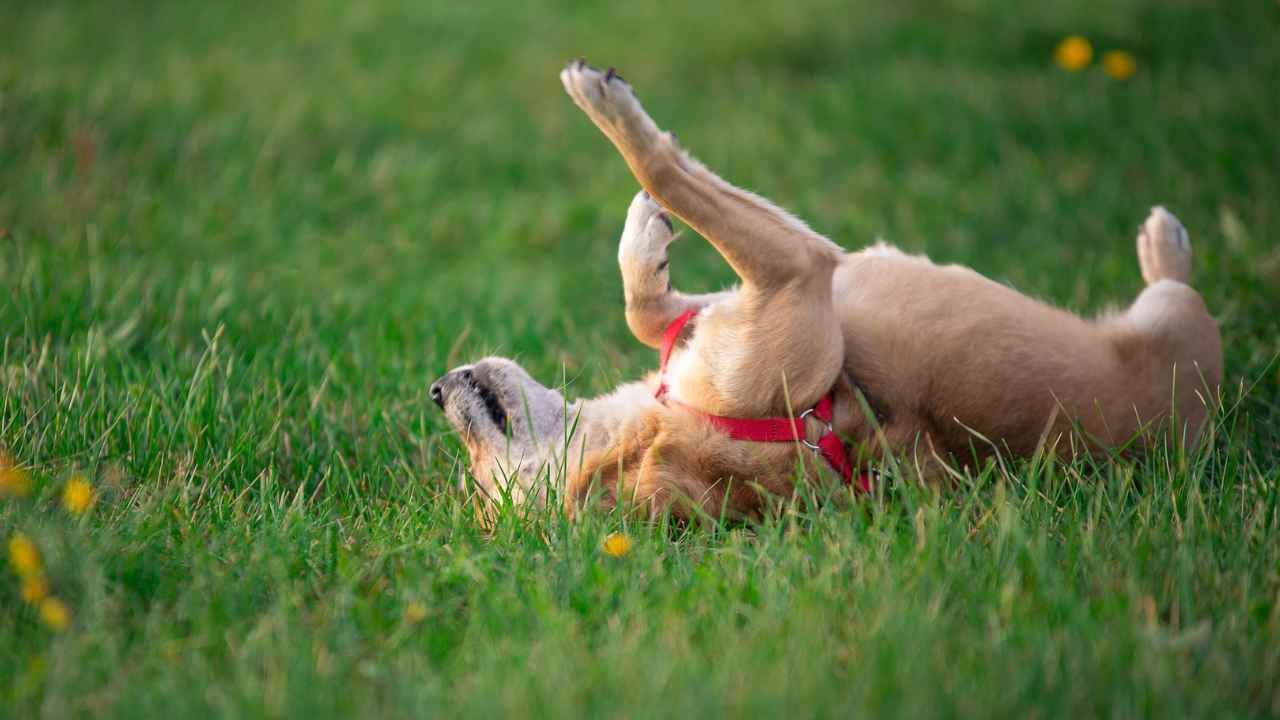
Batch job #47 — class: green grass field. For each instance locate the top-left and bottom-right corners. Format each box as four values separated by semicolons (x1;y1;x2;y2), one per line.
3;0;1279;716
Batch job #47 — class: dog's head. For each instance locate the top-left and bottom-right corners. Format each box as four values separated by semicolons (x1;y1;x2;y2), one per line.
430;357;568;503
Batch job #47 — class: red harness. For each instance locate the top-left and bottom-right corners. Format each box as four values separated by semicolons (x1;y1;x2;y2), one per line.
655;309;871;494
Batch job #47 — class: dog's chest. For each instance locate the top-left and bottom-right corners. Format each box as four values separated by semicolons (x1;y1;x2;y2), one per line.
659;302;749;409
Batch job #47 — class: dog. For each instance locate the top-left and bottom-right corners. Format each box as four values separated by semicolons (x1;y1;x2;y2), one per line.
429;61;1222;520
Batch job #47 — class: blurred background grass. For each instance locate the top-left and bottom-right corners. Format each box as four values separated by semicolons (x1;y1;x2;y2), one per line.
2;0;1279;717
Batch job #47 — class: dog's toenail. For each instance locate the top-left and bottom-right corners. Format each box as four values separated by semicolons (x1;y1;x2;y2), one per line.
658;213;673;232
575;58;586;69
606;67;616;81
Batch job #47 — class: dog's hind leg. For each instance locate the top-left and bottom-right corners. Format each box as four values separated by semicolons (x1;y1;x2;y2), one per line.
619;190;733;348
561;61;844;289
1110;207;1222;441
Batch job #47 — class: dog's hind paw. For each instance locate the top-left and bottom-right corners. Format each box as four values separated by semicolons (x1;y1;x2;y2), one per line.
1137;206;1192;285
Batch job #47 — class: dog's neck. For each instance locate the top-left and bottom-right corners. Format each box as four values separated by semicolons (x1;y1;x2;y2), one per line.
491;378;660;506
492;371;876;507
565;378;662;459
499;365;878;503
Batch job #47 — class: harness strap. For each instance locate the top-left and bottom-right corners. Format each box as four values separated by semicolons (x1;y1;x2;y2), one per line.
653;309;870;492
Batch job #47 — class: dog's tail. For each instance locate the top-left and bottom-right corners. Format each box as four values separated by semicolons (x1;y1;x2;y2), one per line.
1136;206;1193;285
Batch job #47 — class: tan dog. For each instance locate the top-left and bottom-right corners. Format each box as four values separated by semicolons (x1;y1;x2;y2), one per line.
429;61;1222;520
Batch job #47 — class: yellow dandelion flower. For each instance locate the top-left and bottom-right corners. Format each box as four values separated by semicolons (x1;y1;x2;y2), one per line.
0;453;33;498
602;532;632;558
39;597;71;631
8;534;41;578
404;601;428;624
62;474;95;515
20;575;50;604
1054;35;1093;72
1102;50;1137;79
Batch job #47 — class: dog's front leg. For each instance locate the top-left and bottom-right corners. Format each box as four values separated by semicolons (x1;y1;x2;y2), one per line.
619;191;732;348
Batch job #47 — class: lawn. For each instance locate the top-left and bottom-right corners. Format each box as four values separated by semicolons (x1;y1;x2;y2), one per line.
2;0;1279;716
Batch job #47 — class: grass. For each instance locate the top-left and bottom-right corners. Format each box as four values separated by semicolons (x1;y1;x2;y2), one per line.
2;0;1279;716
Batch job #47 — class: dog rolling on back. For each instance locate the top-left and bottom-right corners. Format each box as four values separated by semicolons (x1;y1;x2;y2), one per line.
429;62;1222;521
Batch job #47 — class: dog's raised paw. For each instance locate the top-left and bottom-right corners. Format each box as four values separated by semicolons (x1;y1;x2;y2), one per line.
619;190;676;271
561;61;634;107
1137;206;1192;285
559;60;656;143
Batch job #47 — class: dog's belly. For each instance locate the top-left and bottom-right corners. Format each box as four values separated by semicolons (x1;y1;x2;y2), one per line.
831;247;1142;457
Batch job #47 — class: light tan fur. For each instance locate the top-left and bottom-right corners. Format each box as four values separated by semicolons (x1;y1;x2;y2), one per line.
429;62;1223;521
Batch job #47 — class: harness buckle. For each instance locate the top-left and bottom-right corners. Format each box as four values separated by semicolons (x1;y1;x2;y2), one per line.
797;407;834;452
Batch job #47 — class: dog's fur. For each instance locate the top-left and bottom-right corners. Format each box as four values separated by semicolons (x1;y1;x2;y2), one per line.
430;62;1222;520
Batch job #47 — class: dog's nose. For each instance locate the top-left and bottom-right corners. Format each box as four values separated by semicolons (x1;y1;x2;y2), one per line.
429;378;446;408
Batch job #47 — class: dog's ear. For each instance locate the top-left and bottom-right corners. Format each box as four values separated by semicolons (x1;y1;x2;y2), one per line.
626;434;723;524
566;409;813;522
565;413;660;519
567;412;758;523
564;411;713;521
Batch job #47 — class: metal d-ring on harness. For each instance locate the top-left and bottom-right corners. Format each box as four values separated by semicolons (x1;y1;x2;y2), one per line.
796;407;832;452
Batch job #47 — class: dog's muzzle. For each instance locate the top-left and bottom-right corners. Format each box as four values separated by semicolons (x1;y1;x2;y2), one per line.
429;372;459;408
